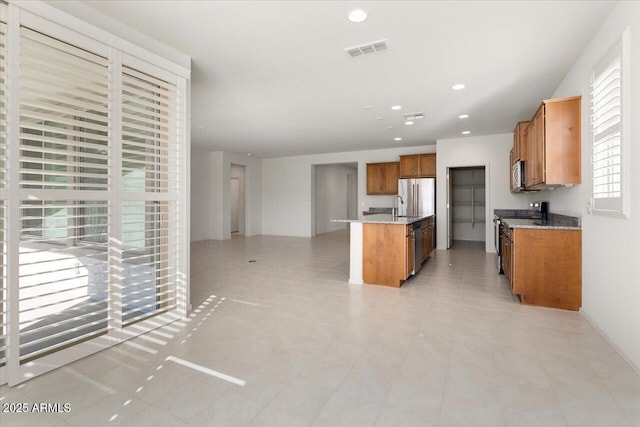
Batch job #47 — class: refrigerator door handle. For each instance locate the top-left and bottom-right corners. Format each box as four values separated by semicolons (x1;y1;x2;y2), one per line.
416;183;420;216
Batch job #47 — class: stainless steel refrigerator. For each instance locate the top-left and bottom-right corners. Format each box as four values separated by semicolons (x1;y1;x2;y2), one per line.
397;178;435;217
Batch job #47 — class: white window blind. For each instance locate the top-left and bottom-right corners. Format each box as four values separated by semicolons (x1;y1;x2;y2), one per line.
19;27;110;191
0;201;6;370
121;66;180;327
18;27;112;362
0;20;8;371
591;30;628;216
18;201;110;361
122;66;178;193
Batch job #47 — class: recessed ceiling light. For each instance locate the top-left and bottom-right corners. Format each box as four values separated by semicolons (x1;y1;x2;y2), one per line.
375;116;384;120
458;114;469;119
391;105;402;110
363;105;372;109
387;126;393;130
394;137;402;141
405;121;414;125
462;131;471;135
198;125;205;129
246;153;252;156
452;83;466;90
348;9;368;23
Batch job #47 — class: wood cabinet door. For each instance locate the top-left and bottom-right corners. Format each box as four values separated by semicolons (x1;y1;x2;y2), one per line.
406;231;415;278
533;107;545;186
524;107;544;188
382;162;399;194
367;162;399;195
399;155;419;178
421;226;429;263
366;163;382;194
522;125;531;187
419;154;436;177
544;97;581;185
512;121;529;163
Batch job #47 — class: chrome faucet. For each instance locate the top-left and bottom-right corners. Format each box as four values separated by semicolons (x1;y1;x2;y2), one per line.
392;195;404;217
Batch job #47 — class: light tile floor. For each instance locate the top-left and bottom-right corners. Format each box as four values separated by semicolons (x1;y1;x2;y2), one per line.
2;231;639;426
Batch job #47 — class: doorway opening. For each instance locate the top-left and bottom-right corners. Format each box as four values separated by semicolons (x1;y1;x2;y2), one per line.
447;166;486;249
230;164;246;237
313;163;358;236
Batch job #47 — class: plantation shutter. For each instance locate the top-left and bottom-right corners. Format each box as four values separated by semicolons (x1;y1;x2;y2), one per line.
17;27;112;362
591;40;622;212
2;3;188;386
0;20;8;374
120;66;180;327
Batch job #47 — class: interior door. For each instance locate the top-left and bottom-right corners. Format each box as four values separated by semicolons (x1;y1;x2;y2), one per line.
230;177;240;233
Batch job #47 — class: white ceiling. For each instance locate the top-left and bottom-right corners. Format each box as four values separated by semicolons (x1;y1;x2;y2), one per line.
73;0;614;158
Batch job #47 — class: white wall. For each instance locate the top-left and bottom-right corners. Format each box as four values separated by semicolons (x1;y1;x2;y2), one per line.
190;151;224;241
191;150;262;241
436;133;529;252
262;146;436;237
528;1;640;372
315;164;357;234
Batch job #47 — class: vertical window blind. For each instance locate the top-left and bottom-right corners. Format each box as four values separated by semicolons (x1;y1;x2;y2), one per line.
0;7;187;385
591;38;623;213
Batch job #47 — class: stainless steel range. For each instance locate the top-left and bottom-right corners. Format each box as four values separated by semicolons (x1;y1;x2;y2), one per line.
494;202;549;274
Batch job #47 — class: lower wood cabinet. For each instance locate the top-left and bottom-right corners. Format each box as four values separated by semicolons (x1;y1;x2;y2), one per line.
508;227;581;311
363;223;413;287
421;216;435;263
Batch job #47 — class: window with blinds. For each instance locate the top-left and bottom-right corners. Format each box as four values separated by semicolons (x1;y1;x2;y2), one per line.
18;27;112;362
2;3;187;386
12;25;183;369
591;29;629;217
121;66;180;327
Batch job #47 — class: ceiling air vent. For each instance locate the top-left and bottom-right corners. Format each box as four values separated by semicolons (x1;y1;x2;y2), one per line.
345;39;389;58
402;112;424;121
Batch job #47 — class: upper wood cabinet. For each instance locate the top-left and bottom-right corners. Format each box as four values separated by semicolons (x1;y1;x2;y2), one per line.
512;121;529;193
512;121;529;163
366;162;399;195
523;96;581;190
399;153;436;178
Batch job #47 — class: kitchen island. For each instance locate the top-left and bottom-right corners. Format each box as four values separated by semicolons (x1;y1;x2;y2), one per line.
332;214;435;287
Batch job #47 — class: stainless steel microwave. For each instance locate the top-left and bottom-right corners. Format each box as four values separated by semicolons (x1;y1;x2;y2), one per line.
512;160;525;190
